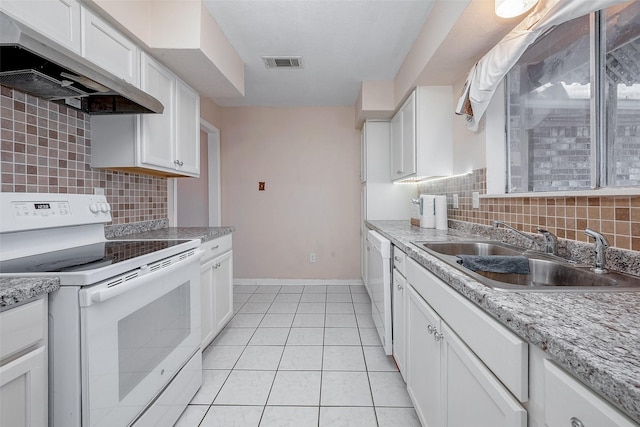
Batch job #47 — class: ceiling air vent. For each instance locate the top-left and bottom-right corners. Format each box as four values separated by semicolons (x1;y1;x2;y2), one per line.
263;56;303;69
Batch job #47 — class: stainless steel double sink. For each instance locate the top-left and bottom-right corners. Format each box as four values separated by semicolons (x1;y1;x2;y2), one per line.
413;241;640;291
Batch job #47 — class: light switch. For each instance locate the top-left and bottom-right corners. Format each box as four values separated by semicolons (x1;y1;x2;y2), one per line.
259;182;265;191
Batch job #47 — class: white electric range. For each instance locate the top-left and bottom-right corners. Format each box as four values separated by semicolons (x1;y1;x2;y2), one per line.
0;193;203;427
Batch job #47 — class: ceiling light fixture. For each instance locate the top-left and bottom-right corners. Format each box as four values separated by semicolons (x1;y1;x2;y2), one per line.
495;0;538;18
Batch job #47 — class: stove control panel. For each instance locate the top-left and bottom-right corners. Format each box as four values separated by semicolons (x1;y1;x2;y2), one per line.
11;201;71;217
0;193;113;233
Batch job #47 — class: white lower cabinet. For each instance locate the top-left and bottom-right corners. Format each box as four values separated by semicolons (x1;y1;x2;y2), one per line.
527;345;638;427
200;235;234;348
392;246;408;380
405;257;527;427
441;321;526;426
0;298;48;427
392;268;407;380
407;285;442;427
404;255;639;427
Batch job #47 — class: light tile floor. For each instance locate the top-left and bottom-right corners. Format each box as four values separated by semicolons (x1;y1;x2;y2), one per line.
175;284;421;427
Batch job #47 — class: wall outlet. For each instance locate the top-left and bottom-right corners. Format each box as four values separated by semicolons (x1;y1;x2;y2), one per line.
309;253;316;263
94;187;105;195
453;194;459;209
472;192;480;209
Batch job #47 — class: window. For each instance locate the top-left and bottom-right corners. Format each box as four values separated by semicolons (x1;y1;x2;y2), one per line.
506;3;640;193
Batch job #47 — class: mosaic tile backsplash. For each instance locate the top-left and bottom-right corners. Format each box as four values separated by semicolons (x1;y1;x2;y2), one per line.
418;169;640;252
0;86;167;224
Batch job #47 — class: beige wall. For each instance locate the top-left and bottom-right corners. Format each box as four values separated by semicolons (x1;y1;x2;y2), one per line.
201;97;223;129
220;106;361;279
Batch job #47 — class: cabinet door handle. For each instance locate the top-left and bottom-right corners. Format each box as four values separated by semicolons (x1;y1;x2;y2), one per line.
394;256;402;262
367;247;370;252
397;283;403;290
427;325;434;334
174;160;184;166
570;417;584;427
396;170;403;174
434;331;444;342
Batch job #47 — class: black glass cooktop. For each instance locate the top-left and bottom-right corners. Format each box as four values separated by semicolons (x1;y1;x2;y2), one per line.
0;240;191;273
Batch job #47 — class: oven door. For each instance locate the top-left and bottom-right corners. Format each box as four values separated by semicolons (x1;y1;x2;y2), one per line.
78;250;202;427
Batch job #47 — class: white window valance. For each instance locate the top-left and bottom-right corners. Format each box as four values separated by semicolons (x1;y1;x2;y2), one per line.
459;0;633;131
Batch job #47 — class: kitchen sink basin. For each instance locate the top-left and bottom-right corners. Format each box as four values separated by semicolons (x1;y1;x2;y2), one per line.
413;240;640;292
419;241;524;257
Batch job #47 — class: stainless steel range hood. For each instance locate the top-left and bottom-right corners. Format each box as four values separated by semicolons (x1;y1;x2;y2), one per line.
0;13;163;114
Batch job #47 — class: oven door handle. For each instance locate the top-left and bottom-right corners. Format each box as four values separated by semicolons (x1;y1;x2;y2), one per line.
80;249;203;307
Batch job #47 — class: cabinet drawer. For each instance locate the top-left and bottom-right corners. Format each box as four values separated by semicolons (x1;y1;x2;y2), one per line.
0;298;46;361
393;247;406;276
201;234;232;262
543;359;636;427
406;258;528;402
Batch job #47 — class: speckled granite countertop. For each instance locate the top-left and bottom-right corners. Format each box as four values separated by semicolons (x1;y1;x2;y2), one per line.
367;220;640;423
107;226;236;243
0;277;60;309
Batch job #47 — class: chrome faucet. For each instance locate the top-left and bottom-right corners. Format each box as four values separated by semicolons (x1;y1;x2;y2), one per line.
493;221;559;255
537;228;558;256
584;229;609;274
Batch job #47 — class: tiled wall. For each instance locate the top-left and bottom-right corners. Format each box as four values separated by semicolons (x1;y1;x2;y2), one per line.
418;168;640;251
0;86;167;224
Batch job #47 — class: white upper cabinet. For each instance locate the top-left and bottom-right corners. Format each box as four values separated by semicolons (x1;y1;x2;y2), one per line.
391;87;453;182
0;0;82;54
362;121;393;184
175;79;200;176
91;53;200;177
140;53;177;171
81;7;139;85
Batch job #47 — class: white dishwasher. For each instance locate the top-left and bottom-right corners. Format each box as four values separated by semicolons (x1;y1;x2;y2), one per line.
366;230;392;355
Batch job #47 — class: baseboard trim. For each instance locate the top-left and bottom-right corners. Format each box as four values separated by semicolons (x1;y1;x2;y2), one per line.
233;278;365;286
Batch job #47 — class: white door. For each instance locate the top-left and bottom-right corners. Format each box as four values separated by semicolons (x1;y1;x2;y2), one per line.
0;347;47;427
401;92;416;177
390;110;403;179
441;322;527;427
81;7;138;85
407;285;441;427
392;268;406;380
200;257;216;348
212;250;234;336
175;80;200;175
1;0;81;53
140;53;175;171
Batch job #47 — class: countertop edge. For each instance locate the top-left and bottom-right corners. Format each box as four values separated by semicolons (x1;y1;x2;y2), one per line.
0;276;60;308
107;226;236;243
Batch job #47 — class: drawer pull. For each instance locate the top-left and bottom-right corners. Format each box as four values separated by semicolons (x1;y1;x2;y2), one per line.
427;325;434;334
434;331;444;342
570;417;584;427
210;245;220;250
394;256;402;262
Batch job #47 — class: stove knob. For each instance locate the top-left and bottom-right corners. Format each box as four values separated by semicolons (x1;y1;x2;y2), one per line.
100;203;110;213
89;204;99;213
